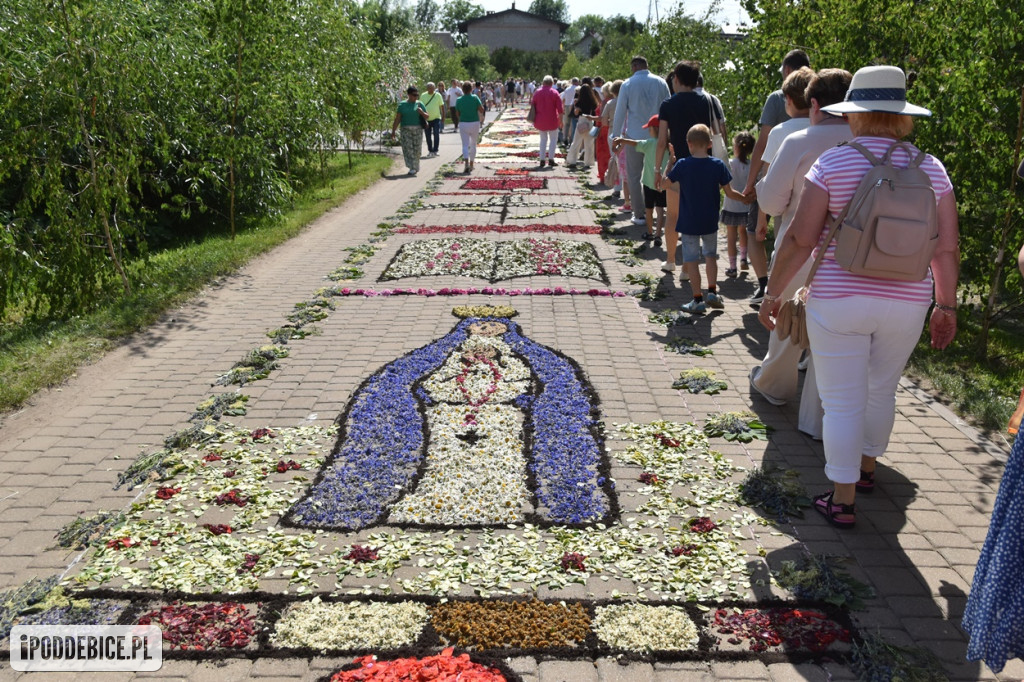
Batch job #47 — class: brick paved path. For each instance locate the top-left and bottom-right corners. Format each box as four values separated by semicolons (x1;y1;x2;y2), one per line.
0;107;1020;681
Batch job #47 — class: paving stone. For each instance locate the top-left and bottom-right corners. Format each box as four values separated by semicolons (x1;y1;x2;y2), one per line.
0;109;1015;682
538;660;599;682
710;660;771;679
596;658;654;682
766;662;830;682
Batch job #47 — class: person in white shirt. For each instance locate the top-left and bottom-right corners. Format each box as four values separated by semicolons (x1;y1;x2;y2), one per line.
560;77;579;144
749;68;853;438
446;82;463;131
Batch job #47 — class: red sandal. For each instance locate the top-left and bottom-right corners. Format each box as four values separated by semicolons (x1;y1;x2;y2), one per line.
813;491;856;529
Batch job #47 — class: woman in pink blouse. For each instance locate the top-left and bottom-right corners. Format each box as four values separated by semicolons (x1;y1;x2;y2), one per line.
531;75;564;167
759;66;959;529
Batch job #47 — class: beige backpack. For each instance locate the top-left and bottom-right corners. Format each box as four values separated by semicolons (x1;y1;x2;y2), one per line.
831;141;938;281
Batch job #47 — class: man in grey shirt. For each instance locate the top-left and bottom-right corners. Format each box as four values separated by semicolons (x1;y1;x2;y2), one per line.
611;56;670;225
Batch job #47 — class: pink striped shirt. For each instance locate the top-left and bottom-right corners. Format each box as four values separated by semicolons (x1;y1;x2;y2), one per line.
805;136;953;304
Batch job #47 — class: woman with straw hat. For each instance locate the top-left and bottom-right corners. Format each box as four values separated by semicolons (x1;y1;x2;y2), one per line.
758;65;960;528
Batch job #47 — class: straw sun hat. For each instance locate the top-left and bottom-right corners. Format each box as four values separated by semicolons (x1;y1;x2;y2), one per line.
821;65;931;117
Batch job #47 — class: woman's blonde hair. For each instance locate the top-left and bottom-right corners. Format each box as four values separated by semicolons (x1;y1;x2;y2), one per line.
847;111;914;138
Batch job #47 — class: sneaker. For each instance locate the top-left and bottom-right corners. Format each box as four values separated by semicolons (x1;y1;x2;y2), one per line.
680;298;707;314
740;258;749;271
653;235;662;247
641;232;654;241
548;159;556;167
725;268;738;278
660;261;676;273
567;163;578;169
749;289;765;305
631;217;647;226
705;291;724;309
797;355;809;372
611;189;621;199
749;366;786;406
622;203;632;212
679;270;689;282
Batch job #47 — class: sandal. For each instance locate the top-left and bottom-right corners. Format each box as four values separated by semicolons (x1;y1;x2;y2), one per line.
856;469;875;494
813;491;856;528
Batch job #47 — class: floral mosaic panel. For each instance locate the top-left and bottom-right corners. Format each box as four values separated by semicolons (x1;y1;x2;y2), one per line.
286;317;616;531
272;598;429;650
380;238;607;284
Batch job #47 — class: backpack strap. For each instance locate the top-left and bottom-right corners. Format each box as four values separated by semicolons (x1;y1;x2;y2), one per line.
846;140;882;166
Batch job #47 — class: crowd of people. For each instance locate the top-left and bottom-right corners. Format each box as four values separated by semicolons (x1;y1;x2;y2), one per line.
384;54;1024;675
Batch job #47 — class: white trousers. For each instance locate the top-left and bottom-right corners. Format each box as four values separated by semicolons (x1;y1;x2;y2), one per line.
538;129;558;160
566;118;595;166
807;295;929;484
459;121;480;162
753;256;823;437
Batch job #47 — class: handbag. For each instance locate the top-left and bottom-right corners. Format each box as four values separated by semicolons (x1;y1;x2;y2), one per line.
705;95;728;161
774;287;810;349
527;102;536;123
774;194;849;349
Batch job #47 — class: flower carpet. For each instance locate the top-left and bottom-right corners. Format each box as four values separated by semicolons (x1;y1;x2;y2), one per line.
0;105;888;680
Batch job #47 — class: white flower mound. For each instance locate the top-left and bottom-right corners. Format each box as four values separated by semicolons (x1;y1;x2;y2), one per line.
592;604;700;652
272;598;429;650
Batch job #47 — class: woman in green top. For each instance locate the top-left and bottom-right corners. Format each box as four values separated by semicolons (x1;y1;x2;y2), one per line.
455;81;485;173
391;86;428;175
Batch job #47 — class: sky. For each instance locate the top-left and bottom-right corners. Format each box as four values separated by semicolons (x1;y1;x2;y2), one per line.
472;0;751;30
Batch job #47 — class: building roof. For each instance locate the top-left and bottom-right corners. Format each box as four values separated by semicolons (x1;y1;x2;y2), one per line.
458;8;569;33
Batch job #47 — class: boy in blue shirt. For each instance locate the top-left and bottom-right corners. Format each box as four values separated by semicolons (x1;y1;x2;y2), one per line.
666;124;750;313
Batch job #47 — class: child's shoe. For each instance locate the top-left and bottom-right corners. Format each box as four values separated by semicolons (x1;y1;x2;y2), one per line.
740;258;749;271
725;268;738;278
680;298;707;314
705;291;724;309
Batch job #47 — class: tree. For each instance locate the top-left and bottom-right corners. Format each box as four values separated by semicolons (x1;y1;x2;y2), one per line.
457;45;498;81
415;0;440;29
738;0;1024;357
527;0;569;26
565;13;606;46
490;47;523;78
439;0;485;47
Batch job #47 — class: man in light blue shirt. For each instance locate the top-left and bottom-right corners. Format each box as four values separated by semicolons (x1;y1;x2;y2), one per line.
611;56;670;224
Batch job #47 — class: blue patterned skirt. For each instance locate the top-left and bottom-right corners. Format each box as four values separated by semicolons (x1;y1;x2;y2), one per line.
963;429;1024;672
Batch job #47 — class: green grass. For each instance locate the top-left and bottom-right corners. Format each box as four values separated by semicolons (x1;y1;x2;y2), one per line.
905;312;1024;434
0;152;393;413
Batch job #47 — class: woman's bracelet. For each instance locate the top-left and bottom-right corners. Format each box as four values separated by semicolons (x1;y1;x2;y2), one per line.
934;302;956;316
762;293;780;305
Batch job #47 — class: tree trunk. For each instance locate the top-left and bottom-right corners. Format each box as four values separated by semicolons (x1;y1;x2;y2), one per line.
978;86;1024;355
59;0;131;295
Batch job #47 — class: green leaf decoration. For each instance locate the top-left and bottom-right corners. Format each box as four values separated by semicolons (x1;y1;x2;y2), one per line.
704;411;769;443
739;464;810;521
55;510;127;550
190;393;249;422
673;369;728;394
773;554;875;611
215;345;289;386
0;576;59;640
850;630;950;682
666;338;714;356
